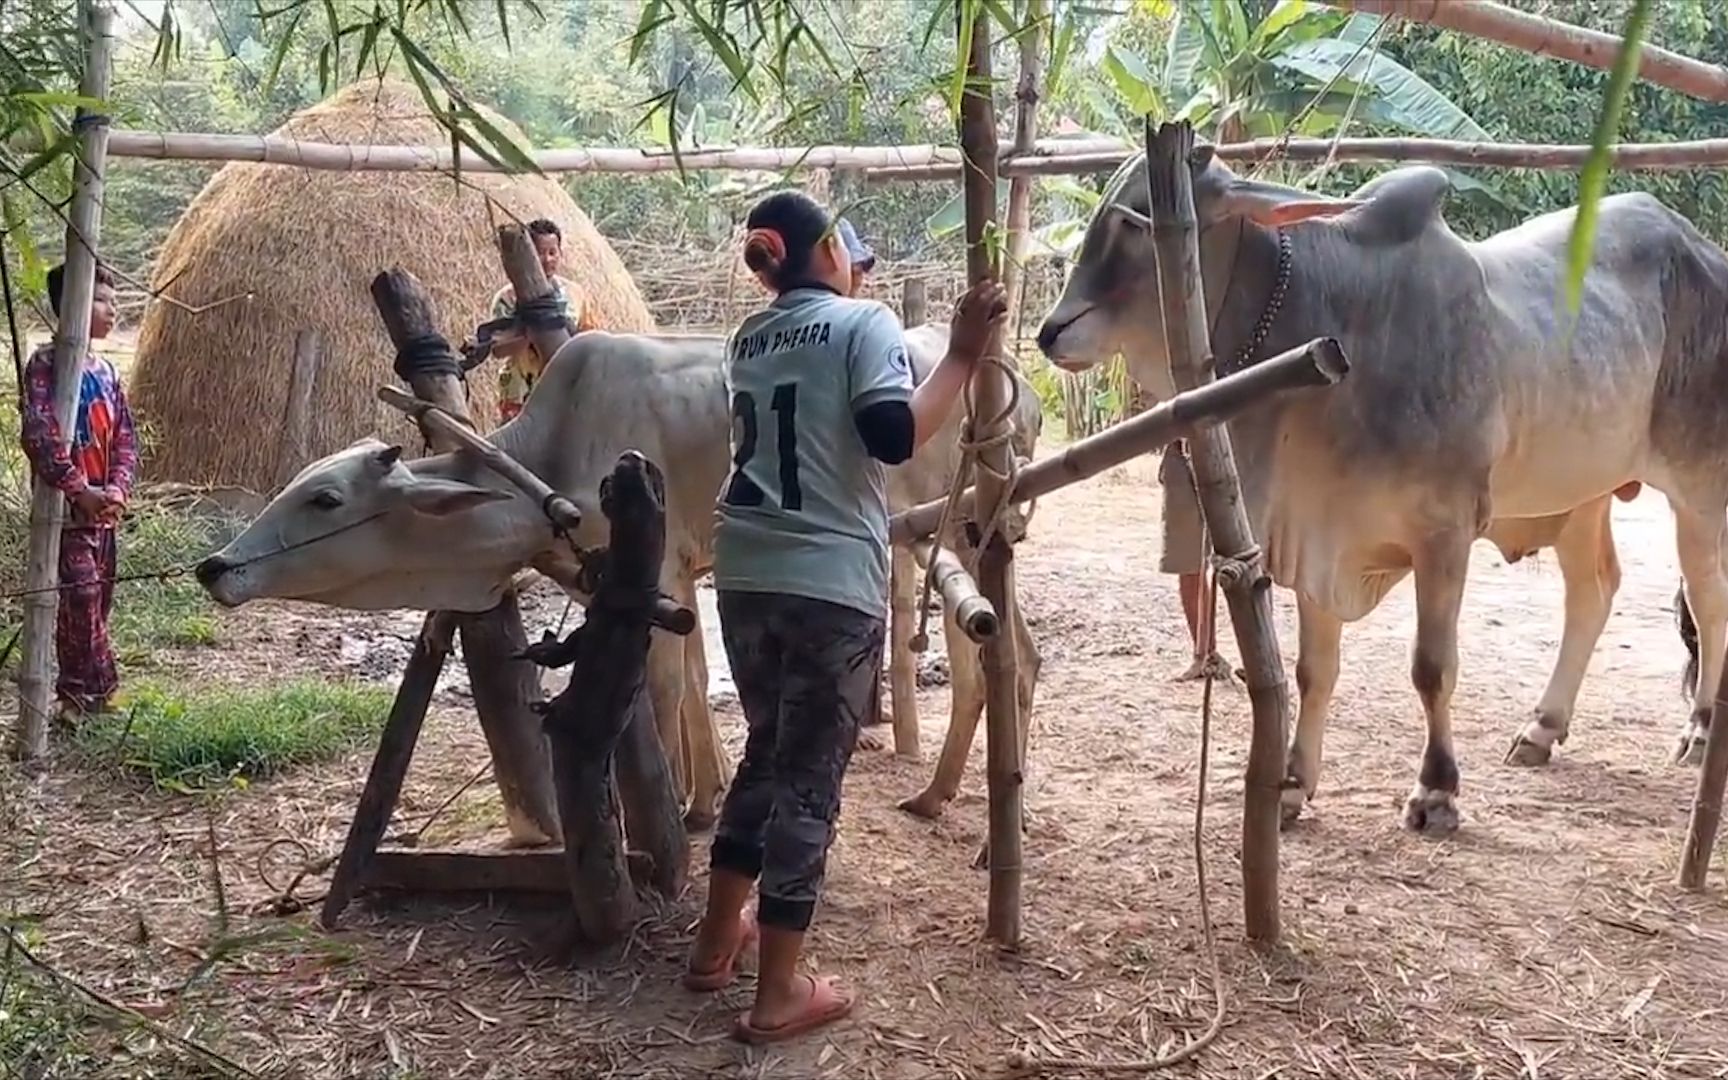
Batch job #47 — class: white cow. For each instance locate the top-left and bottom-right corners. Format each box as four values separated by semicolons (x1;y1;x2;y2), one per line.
196;323;1043;830
1037;147;1728;832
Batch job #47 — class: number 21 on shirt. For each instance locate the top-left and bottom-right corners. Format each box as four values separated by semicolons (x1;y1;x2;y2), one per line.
724;382;801;511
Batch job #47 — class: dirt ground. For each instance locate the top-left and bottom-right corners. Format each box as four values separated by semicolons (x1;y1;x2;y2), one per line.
6;450;1728;1080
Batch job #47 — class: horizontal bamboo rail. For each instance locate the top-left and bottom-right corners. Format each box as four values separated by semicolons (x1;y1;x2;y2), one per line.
99;129;1728;178
889;338;1349;546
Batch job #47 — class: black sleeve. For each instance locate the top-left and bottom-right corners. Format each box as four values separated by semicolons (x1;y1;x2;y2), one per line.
854;400;915;465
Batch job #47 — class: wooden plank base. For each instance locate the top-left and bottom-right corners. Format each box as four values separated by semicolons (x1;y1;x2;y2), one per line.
359;847;661;896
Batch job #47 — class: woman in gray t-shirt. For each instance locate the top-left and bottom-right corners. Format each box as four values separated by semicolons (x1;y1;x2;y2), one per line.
684;189;1004;1044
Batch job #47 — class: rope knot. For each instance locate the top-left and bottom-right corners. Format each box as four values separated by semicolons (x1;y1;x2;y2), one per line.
1210;544;1265;589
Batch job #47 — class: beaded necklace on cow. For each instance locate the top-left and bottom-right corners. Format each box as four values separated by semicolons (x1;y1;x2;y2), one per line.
1220;226;1292;377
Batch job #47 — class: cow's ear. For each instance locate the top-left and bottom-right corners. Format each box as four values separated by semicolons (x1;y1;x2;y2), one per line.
374;444;404;470
1247;198;1366;227
400;477;510;517
1188;144;1217;171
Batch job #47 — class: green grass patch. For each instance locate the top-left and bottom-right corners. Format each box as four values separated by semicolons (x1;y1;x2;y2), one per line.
76;680;391;793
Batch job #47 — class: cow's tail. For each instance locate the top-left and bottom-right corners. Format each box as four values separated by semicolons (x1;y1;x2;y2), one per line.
1677;581;1700;699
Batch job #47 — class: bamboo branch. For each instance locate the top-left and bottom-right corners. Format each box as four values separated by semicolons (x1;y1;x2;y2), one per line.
889;339;1349;546
1330;0;1728;103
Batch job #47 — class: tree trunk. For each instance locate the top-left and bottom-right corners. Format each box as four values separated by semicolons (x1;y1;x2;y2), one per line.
274;329;323;490
12;0;113;761
1145;120;1291;944
1679;649;1728;890
958;7;1025;950
368;268;561;847
613;688;688;898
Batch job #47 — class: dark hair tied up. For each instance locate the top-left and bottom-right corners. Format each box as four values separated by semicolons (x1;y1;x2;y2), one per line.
742;189;832;292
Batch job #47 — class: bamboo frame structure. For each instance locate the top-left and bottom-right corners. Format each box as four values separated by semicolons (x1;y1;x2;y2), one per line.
1330;0;1728;103
12;0;114;762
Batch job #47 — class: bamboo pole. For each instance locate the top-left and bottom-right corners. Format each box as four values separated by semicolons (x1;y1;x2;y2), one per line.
1678;649;1728;890
96;128;1728;178
956;7;1025;949
889;338;1348;545
274;329;323;490
912;539;998;644
1330;0;1728;103
12;0;114;762
1146;120;1290;944
999;0;1046;339
864;136;1728;180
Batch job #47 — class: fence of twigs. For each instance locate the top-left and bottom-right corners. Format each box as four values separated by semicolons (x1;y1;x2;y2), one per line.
611;236;1124;441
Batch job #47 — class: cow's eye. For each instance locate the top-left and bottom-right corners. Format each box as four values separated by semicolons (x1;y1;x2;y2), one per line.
309;491;343;510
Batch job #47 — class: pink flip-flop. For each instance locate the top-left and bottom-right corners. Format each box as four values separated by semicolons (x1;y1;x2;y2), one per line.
732;974;855;1044
682;912;759;992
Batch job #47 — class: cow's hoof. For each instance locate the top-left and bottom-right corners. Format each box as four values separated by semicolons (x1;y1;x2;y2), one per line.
1503;735;1552;768
1279;780;1309;826
1675;732;1708;767
897;790;948;821
856;728;889;753
1401;787;1461;835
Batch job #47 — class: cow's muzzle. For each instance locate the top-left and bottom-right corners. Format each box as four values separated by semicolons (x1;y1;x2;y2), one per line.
194;555;231;589
1036;304;1094;365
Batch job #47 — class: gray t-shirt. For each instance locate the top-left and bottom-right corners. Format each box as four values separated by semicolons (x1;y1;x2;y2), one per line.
713;287;915;618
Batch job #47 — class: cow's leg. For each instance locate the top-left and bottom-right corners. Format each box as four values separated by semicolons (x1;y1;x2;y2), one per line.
1403;533;1472;834
1673;505;1728;765
646;627;691;810
671;575;728;830
1506;498;1619;766
898;606;983;820
1282;597;1343;823
888;544;922;758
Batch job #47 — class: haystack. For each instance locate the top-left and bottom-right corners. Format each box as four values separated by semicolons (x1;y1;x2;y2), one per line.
131;79;655;493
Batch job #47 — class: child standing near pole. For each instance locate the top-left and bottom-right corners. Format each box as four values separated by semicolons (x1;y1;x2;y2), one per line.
682;189;1005;1043
19;262;136;722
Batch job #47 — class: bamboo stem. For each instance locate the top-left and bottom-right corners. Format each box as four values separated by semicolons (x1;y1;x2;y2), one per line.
911;540;998;644
1330;0;1728;103
12;0;113;762
889;338;1348;545
1679;647;1728;890
957;6;1024;950
1146;120;1292;945
98;130;1728;178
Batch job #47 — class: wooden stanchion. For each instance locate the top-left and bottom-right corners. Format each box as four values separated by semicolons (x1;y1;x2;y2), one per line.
1145;119;1291;945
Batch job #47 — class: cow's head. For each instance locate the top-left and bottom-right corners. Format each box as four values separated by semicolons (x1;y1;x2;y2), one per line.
195;439;537;612
1036;143;1360;400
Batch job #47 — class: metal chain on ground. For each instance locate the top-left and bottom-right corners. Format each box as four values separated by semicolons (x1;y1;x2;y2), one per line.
1004;555;1228;1076
910;353;1023;652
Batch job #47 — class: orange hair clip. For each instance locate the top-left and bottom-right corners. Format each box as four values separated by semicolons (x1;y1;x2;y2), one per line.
744;227;787;262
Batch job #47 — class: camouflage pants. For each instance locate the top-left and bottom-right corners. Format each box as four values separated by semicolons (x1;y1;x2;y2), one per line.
711;590;885;931
57;526;118;707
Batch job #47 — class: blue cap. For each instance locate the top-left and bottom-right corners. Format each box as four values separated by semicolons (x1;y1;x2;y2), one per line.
836;217;876;273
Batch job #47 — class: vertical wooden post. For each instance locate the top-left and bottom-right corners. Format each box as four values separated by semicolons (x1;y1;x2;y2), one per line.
321;612;454;928
999;0;1046;345
369;269;562;848
958;6;1025;949
274;329;323;490
1145;120;1287;944
12;0;114;761
1679;647;1728;890
901;278;928;327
